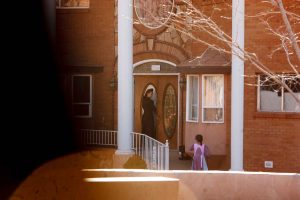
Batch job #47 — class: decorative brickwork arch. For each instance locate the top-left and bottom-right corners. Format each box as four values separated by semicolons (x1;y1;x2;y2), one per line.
133;52;180;66
133;40;188;63
133;59;176;68
113;41;189;75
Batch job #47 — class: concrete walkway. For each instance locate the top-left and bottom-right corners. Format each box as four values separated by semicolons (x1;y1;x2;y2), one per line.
169;149;230;171
169;150;192;170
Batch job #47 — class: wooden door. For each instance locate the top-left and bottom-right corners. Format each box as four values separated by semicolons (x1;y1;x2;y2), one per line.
134;75;178;149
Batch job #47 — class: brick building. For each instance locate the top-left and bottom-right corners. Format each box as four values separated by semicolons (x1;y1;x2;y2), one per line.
56;0;300;172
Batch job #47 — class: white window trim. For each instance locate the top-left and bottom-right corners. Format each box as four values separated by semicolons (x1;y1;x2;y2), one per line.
257;74;300;113
257;75;261;111
56;0;90;9
202;74;224;123
186;75;199;123
72;74;92;118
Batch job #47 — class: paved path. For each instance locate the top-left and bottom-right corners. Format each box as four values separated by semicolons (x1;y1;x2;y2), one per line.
169;150;192;170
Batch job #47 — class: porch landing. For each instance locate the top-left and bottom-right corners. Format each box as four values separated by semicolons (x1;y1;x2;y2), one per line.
169;149;230;171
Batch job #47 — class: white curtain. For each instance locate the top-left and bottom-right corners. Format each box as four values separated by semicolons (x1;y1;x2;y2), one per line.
204;76;223;107
188;76;198;120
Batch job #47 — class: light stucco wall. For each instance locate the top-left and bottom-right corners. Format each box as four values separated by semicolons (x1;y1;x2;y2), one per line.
84;169;300;200
10;151;300;200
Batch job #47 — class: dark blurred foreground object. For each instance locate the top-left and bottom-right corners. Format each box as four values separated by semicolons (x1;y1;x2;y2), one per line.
0;1;75;199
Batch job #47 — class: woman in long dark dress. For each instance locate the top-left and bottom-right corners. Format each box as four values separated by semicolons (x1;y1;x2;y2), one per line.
142;89;156;138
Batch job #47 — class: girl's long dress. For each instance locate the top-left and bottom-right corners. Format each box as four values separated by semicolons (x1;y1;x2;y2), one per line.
190;143;208;170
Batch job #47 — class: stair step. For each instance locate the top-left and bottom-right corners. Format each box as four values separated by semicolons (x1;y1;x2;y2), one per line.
83;176;179;200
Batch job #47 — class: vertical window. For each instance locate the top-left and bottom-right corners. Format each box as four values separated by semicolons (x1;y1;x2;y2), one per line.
163;84;177;138
56;0;89;8
72;75;92;117
258;75;300;112
202;75;224;123
186;75;199;122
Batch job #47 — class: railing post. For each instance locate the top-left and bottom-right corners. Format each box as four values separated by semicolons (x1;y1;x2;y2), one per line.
142;135;145;160
165;140;169;170
145;137;149;168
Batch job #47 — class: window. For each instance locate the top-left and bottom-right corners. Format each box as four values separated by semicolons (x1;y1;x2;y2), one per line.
56;0;89;8
258;74;300;112
163;84;177;138
186;75;199;122
72;75;92;117
202;75;224;123
134;0;174;29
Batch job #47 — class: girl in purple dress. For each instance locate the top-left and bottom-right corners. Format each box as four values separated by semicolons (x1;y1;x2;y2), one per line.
189;134;209;170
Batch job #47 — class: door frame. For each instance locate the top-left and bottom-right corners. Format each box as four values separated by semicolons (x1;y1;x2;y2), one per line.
133;59;181;149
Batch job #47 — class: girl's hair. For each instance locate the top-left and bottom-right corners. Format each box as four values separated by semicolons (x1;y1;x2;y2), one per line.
195;134;203;144
144;88;153;97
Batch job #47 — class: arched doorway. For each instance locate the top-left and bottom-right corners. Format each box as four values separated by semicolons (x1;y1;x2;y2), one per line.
133;60;179;149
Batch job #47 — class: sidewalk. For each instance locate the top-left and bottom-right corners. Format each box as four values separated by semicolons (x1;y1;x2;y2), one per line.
169;150;192;170
169;149;229;171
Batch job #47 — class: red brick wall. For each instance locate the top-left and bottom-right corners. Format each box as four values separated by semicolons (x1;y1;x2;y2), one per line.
57;0;116;130
243;1;300;172
57;0;300;172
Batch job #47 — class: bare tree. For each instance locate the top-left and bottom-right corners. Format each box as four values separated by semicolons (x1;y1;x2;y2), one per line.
133;0;300;106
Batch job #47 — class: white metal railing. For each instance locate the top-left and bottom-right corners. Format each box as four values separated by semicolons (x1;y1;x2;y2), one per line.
80;129;117;146
79;130;169;170
131;132;169;170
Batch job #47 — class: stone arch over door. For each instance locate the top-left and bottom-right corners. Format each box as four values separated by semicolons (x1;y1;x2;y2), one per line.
113;41;189;75
133;41;189;64
133;52;180;66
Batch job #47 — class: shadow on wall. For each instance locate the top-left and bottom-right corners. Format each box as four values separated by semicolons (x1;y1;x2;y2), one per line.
123;155;147;169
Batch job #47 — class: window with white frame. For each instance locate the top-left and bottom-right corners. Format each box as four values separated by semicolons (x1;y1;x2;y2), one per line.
258;74;300;112
186;75;199;122
56;0;89;8
72;75;92;117
202;75;224;123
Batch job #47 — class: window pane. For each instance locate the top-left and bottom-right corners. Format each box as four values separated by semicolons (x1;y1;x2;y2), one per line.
73;76;90;103
203;108;223;122
73;104;90;116
188;76;198;121
61;0;89;7
163;85;177;138
134;0;173;29
259;75;282;112
203;76;223;107
284;77;300;112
